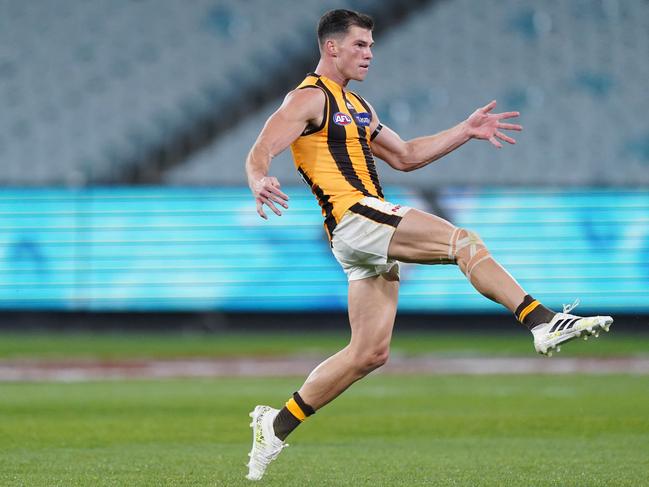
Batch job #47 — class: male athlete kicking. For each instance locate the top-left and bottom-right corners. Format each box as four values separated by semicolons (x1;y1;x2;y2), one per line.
244;9;613;481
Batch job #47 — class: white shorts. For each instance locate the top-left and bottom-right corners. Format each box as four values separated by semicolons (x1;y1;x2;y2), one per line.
331;197;411;281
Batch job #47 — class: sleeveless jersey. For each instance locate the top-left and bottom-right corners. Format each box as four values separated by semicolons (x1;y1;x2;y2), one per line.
290;73;384;240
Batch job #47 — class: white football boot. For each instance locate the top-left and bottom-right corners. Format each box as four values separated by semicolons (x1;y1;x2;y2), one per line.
531;300;613;356
246;405;288;481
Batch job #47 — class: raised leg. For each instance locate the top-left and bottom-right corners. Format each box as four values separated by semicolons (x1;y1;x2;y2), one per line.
388;208;526;312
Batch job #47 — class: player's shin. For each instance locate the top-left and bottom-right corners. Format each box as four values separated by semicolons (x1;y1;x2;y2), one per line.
456;239;555;329
451;228;526;313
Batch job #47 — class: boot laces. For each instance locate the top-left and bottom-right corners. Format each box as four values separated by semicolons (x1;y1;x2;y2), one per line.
562;298;580;314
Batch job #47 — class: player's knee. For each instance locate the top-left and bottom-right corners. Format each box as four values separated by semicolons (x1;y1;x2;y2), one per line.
371;346;391;369
450;227;492;277
353;345;390;374
362;347;390;372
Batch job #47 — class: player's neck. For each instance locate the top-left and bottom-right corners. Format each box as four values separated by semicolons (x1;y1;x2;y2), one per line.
314;60;349;89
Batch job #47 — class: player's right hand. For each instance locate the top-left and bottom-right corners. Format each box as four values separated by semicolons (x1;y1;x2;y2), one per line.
252;176;289;219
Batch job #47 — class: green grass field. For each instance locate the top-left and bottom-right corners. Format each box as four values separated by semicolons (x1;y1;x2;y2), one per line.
2;331;649;485
2;375;649;486
1;329;648;359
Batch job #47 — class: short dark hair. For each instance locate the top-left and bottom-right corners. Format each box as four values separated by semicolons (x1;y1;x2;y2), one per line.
317;9;374;45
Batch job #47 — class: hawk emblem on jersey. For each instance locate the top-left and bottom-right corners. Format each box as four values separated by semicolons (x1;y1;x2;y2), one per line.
333;112;353;126
354;112;372;127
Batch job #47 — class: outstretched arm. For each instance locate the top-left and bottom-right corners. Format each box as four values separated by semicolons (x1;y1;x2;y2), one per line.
246;88;325;219
369;100;522;172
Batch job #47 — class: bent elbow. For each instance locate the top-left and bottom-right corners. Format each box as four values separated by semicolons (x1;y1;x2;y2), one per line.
399;145;416;171
389;161;409;172
398;159;417;172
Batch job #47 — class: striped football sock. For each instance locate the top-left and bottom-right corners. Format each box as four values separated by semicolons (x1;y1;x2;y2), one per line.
272;391;315;441
515;294;556;330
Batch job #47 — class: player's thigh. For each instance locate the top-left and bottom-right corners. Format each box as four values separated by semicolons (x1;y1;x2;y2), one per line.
388;208;456;263
347;274;399;350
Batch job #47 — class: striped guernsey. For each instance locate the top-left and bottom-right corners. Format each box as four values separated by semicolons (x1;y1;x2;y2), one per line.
290;72;389;241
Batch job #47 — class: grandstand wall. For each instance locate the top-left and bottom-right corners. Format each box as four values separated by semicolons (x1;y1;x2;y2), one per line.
1;187;647;316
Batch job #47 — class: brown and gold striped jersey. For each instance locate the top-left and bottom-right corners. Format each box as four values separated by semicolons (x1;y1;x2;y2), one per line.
290;73;384;240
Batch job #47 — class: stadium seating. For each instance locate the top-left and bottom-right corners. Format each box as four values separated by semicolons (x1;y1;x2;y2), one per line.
0;0;426;185
0;0;395;185
3;0;646;186
166;0;649;187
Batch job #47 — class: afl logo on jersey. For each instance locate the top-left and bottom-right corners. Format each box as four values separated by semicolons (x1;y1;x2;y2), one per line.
333;112;353;126
354;112;371;127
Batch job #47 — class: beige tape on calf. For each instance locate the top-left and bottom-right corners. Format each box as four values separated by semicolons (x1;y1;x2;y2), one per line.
450;228;493;279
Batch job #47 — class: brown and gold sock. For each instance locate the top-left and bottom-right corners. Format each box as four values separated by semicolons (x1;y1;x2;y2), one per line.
272;392;315;441
515;294;555;330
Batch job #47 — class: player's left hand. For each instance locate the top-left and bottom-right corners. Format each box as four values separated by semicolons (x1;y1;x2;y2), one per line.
465;100;522;149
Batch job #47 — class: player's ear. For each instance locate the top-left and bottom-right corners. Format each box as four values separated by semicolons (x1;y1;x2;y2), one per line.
325;38;338;57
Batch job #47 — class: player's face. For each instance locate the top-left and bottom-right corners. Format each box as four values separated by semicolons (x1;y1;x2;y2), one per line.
335;26;374;81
